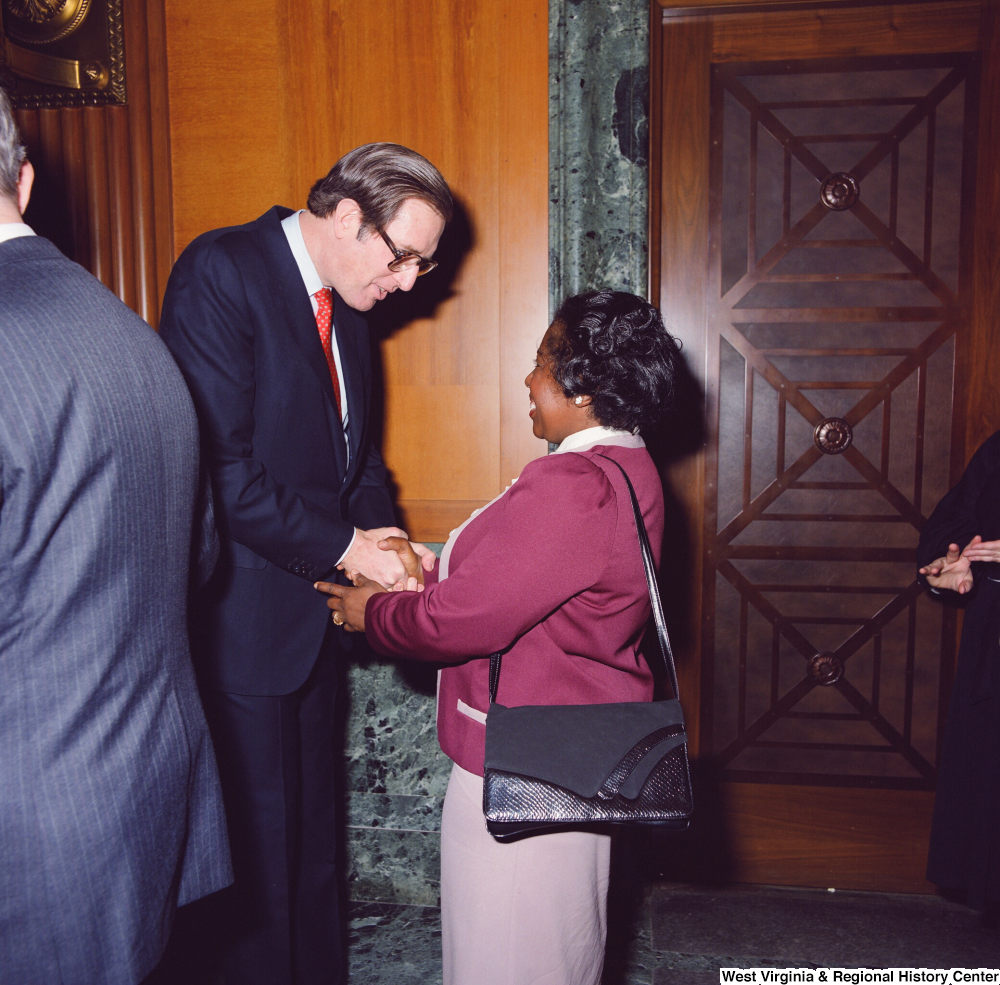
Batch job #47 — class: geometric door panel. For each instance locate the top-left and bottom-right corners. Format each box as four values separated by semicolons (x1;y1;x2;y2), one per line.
702;55;979;788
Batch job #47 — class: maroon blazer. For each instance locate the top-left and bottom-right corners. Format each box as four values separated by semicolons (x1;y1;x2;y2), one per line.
365;440;665;777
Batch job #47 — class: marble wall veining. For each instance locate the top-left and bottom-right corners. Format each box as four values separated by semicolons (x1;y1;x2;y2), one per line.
344;547;449;908
344;659;448;907
549;0;651;317
345;0;653;910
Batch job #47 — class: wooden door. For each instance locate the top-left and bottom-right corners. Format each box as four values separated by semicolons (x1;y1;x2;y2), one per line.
651;0;1000;893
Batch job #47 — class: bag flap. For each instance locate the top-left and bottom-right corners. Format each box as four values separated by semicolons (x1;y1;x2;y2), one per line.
484;699;686;799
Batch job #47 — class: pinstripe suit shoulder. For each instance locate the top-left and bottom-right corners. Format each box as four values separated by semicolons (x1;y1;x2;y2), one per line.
0;236;232;985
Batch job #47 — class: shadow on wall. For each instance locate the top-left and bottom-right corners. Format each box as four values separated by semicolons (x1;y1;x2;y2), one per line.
365;195;476;518
367;194;476;342
644;353;706;659
634;358;741;900
21;141;76;264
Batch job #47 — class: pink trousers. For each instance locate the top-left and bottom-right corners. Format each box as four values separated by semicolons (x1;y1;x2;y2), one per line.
439;762;611;985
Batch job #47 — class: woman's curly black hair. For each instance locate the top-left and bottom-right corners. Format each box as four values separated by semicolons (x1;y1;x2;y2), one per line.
548;290;683;433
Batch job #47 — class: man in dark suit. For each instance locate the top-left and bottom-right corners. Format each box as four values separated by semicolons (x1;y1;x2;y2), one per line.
0;90;232;985
158;143;452;985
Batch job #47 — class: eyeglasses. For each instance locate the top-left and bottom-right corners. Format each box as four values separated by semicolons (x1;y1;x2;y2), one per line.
377;228;437;276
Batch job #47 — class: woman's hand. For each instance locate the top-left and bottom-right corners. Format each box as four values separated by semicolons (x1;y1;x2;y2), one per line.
314;573;386;632
378;535;430;592
316;537;433;631
919;540;974;595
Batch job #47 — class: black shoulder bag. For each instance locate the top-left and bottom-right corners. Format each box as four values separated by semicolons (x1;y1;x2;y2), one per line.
482;455;694;842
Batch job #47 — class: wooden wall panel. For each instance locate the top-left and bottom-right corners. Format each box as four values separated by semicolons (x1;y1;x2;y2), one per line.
164;0;291;248
499;0;551;486
709;2;980;60
964;0;1000;459
122;0;166;323
12;0;173;327
725;785;937;893
653;15;713;755
164;0;549;540
326;2;505;516
84;109;114;284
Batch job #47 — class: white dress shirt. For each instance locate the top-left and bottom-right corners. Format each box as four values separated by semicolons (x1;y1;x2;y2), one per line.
280;210;350;457
0;222;35;245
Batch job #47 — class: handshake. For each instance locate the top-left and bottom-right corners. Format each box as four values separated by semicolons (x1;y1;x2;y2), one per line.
314;527;435;633
340;526;436;590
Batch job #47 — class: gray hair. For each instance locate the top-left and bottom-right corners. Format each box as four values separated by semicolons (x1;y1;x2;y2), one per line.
307;143;453;234
0;88;26;200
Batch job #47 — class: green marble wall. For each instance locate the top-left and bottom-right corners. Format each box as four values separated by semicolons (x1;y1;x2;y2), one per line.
344;658;448;906
345;0;652;910
344;545;448;908
549;0;651;316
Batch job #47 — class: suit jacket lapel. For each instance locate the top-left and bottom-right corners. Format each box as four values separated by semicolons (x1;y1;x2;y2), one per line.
256;208;348;476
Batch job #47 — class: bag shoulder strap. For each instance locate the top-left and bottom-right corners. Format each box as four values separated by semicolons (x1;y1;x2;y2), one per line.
489;453;680;703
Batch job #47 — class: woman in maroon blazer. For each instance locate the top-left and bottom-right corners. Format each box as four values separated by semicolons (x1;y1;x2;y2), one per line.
318;291;683;985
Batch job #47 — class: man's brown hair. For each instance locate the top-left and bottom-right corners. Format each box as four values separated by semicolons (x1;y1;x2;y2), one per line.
307;143;453;235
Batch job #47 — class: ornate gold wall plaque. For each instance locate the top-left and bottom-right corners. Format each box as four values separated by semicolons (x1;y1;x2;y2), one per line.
0;0;123;106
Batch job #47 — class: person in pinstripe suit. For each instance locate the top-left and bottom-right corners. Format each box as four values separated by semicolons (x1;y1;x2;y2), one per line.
0;89;232;985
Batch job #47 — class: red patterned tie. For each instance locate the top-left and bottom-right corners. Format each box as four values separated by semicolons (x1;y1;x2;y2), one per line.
314;288;343;419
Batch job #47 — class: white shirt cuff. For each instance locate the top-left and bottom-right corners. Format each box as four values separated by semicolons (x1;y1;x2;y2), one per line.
335;527;358;568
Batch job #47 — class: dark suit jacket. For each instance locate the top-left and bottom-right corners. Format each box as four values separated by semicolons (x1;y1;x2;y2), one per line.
366;442;664;776
917;430;1000;908
160;207;395;695
0;235;232;984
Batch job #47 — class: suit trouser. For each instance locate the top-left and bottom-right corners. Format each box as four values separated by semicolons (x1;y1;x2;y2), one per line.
195;637;343;985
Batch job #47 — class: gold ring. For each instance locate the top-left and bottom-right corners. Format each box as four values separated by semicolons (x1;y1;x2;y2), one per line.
333;612;344;626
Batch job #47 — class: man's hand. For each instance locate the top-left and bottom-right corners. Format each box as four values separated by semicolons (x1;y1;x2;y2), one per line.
376;535;435;592
339;527;409;589
956;535;1000;565
919;540;974;595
